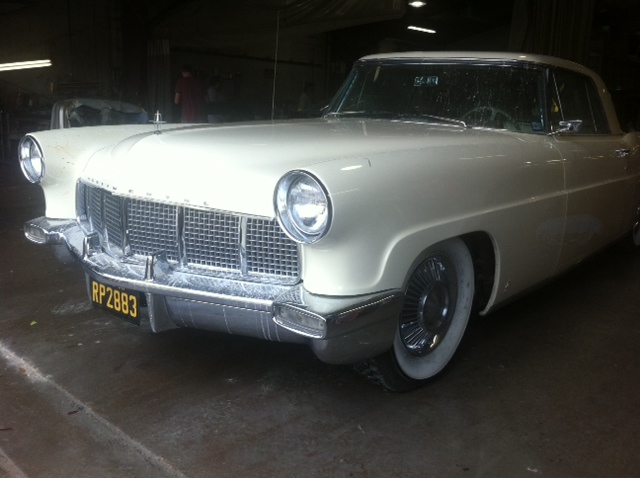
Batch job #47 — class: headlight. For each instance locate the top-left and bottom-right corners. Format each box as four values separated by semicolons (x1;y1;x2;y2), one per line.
275;171;332;244
18;135;45;183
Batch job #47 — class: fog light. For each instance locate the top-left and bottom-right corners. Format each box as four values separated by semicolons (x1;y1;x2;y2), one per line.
273;303;327;338
24;218;65;245
24;224;48;244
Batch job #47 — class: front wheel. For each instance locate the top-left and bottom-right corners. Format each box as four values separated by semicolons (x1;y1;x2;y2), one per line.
355;238;475;392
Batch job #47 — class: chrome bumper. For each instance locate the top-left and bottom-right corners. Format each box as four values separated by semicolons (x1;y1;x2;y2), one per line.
25;217;402;364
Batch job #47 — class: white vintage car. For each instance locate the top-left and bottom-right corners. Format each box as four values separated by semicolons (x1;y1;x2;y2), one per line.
18;52;640;391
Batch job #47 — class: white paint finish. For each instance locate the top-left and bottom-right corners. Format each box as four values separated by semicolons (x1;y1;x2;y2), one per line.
552;133;640;268
24;53;640;312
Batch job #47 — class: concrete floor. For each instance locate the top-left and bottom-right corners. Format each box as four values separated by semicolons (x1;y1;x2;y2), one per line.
1;158;639;477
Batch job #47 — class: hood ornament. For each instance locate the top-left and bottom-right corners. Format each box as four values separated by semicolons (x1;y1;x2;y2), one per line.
152;110;165;135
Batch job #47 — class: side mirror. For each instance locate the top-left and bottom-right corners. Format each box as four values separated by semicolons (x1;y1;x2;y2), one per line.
556;119;583;134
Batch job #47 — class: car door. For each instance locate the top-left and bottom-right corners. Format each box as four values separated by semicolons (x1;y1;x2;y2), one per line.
550;68;636;269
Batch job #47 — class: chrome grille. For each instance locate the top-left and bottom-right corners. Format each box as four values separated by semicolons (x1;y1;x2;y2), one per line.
78;184;299;282
128;199;179;261
86;186;103;232
184;209;240;270
246;217;299;276
104;193;123;248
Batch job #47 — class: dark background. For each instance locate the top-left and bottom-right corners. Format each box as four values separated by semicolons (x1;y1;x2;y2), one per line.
2;3;640;475
1;0;639;142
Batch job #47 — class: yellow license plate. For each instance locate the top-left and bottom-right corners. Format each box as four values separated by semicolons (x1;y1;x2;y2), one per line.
90;279;140;324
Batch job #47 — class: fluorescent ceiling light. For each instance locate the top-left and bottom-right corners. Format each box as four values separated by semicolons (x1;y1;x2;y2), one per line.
407;25;436;34
409;1;426;7
0;59;52;72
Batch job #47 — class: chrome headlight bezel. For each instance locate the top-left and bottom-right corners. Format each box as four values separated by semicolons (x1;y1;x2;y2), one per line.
274;171;332;244
18;135;45;184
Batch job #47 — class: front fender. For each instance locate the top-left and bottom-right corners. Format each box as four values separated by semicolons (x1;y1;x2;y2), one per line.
26;125;161;218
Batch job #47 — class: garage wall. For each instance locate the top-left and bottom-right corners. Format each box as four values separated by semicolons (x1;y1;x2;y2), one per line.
171;33;328;122
0;1;334;121
0;1;118;108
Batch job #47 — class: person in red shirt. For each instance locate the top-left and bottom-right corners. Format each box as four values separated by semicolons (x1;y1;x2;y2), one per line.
174;64;207;123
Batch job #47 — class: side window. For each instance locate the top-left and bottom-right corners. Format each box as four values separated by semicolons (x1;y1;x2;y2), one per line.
550;69;609;134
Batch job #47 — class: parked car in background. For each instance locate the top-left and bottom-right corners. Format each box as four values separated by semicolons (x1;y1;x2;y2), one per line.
18;52;640;391
49;98;148;129
1;98;147;162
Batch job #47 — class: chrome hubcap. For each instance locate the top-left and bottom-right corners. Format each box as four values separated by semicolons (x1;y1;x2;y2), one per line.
400;254;457;356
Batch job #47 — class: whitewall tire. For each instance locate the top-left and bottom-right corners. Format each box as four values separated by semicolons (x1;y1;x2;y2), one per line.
355;238;475;391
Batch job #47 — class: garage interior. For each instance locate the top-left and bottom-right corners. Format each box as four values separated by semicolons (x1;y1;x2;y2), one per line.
1;0;640;146
1;0;640;476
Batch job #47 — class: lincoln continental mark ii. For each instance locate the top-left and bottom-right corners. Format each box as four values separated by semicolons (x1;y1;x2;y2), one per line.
18;52;640;391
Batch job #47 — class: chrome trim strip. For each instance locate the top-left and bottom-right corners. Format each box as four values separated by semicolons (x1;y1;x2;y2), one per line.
239;216;248;276
176;206;186;267
99;188;106;242
120;197;130;256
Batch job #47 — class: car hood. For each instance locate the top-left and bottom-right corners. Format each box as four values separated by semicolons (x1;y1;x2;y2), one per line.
81;118;516;217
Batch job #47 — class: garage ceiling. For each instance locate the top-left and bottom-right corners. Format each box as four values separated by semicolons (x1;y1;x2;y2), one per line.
2;0;639;54
146;0;640;56
0;0;34;15
157;0;516;48
150;0;408;49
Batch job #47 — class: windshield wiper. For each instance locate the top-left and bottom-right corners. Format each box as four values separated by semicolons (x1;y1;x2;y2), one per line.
325;111;468;128
325;110;397;119
396;113;469;129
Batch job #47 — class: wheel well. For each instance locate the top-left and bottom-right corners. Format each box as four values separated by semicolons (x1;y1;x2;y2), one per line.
460;232;496;313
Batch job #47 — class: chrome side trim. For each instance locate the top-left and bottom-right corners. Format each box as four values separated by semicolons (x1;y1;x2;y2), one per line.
273;290;403;339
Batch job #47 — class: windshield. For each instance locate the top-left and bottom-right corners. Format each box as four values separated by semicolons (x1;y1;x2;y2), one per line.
326;61;547;133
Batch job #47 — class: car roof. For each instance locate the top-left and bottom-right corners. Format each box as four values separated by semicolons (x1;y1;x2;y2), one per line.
358;51;593;76
356;50;621;134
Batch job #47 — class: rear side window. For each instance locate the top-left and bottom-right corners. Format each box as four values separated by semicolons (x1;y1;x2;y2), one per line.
550;69;609;134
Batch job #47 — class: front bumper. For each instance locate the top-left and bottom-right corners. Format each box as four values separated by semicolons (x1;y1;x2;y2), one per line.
25;217;402;364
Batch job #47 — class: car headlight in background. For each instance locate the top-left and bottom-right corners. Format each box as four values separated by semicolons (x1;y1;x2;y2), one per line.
275;171;332;244
18;135;45;183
